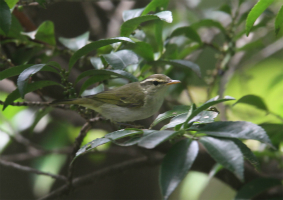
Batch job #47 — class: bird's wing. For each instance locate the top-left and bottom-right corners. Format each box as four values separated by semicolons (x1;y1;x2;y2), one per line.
87;83;145;108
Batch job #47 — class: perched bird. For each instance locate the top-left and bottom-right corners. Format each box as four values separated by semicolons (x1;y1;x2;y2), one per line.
51;74;180;122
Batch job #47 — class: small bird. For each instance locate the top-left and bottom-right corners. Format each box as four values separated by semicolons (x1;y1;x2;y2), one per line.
52;74;180;122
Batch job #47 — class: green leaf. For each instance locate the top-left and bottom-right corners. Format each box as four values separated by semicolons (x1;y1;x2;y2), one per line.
150;105;190;128
120;11;172;37
75;138;110;158
170;26;202;44
160;139;199;200
275;5;283;35
154;59;201;77
190;121;273;147
191;19;226;35
29;107;52;134
218;4;232;15
79;75;109;95
76;69;138;83
0;64;33;80
138;130;177;149
128;41;155;61
123;8;144;21
142;0;169;15
245;0;275;36
199;136;244;181
3;81;61;110
59;31;90;51
35;21;56;45
105;129;143;140
235;178;282;200
236;39;264;52
69;37;134;69
0;15;25;40
102;50;139;70
0;0;11;35
155;20;163;54
233;94;269;112
161;110;218;130
230;138;259;170
5;0;19;9
17;64;59;98
260;123;283;147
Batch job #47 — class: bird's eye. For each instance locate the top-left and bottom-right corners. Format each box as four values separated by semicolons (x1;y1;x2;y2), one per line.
153;81;159;86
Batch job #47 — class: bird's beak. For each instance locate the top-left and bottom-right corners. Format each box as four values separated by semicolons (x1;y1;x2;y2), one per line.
166;80;181;85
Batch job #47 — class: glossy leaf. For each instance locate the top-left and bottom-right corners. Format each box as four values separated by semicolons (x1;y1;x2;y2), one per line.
170;26;202;44
233;94;269;112
17;64;58;98
79;75;109;95
142;0;169;15
76;69;138;83
138;130;176;149
105;129;143;140
190;121;273;147
102;50;139;70
150;105;190;128
75;138;110;159
160;139;199;200
0;64;33;80
3;81;61;110
35;21;56;45
161;110;218;130
235;178;282;200
231;138;259;170
69;37;134;69
123;8;144;21
199;136;244;181
0;0;11;35
246;0;275;36
275;5;283;35
154;59;201;77
82;83;104;97
120;11;172;37
191;19;226;34
59;31;90;51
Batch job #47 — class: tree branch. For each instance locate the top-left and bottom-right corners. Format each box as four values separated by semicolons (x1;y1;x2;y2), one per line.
0;159;68;182
38;152;164;200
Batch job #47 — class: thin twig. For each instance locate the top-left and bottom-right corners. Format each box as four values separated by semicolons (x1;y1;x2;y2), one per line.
0;100;68;109
0;159;68;182
38;153;164;200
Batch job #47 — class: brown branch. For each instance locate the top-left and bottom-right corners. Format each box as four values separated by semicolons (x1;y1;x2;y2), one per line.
38;153;164;200
0;159;68;182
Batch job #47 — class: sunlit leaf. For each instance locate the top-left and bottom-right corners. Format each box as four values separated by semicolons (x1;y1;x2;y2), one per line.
120;11;172;37
69;37;134;69
233;94;269;112
102;50;139;70
160;139;199;200
59;31;89;51
142;0;169;15
235;178;282;200
138;130;176;149
200;136;244;181
246;0;275;36
0;0;11;35
275;5;283;35
190;121;273;147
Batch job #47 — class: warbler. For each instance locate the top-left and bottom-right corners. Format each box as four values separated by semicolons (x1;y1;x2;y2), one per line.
52;74;180;122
